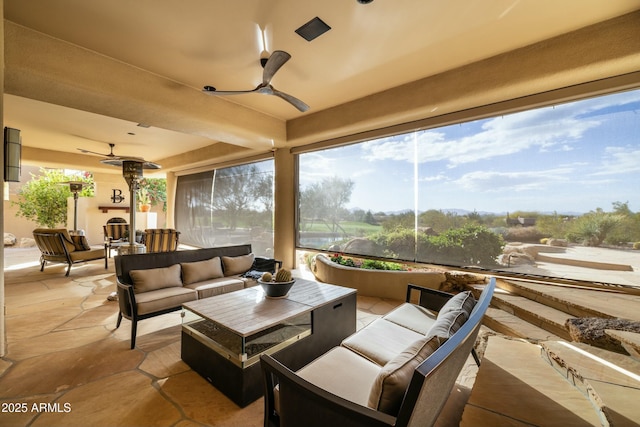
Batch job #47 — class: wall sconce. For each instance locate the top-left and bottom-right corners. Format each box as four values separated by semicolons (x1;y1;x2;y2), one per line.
4;127;21;182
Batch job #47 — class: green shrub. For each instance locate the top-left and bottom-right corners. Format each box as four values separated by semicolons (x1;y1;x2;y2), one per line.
566;211;624;246
503;226;545;243
13;168;94;228
421;224;505;267
633;242;640;250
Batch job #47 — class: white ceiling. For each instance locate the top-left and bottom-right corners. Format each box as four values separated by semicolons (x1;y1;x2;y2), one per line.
4;0;640;170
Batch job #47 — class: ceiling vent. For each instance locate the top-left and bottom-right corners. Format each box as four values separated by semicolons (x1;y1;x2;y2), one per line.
295;17;331;42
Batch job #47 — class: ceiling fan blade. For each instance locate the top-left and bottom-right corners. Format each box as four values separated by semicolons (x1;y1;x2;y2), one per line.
77;148;109;156
76;142;116;157
202;86;258;96
262;50;291;85
270;87;310;112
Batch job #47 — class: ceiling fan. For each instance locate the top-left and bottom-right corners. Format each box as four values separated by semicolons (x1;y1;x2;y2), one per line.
77;143;144;161
202;50;310;113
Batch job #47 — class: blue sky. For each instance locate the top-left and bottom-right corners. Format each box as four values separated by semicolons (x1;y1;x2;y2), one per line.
299;89;640;215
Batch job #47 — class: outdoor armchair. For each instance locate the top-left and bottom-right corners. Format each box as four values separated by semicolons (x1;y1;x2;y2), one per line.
104;222;129;257
142;228;180;253
33;228;107;276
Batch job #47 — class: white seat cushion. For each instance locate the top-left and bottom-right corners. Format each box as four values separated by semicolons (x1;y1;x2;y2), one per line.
341;318;424;366
296;346;382;408
382;302;437;335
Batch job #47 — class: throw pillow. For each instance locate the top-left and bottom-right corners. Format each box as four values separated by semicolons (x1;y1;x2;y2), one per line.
70;234;92;251
130;264;182;293
427;309;467;339
438;291;475;319
181;257;224;285
368;335;444;416
222;253;255;276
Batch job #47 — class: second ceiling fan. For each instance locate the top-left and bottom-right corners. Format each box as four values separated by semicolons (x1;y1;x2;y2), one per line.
202;50;310;113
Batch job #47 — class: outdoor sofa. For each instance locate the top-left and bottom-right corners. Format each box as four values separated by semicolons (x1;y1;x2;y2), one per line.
114;244;281;348
261;277;496;427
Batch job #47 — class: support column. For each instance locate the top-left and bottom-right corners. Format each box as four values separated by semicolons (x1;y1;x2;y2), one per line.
273;148;296;269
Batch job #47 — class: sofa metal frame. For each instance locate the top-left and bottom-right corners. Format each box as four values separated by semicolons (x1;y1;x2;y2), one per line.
260;278;496;427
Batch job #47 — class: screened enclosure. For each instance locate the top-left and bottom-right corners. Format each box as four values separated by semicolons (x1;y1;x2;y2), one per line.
297;89;640;286
175;160;275;257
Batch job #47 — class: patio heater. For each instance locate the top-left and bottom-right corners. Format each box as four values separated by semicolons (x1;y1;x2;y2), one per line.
59;181;90;236
102;157;161;254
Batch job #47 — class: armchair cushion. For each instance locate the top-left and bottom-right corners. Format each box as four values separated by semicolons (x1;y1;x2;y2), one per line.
382;302;437;335
181;257;224;285
222;253;255;276
130;264;182;293
341;318;424;366
438;291;475;319
70;234;92;251
368;335;444;416
427;309;468;339
295;346;381;409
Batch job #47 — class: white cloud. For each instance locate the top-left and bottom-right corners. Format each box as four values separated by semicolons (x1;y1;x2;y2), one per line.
454;168;574;193
359;91;640;167
592;146;640;175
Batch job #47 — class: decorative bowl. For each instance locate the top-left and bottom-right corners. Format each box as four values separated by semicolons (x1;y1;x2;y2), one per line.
258;279;296;299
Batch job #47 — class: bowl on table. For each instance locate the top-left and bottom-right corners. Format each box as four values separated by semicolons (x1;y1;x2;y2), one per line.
258;279;296;298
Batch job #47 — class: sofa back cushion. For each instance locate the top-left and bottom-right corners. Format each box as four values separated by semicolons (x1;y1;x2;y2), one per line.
181;257;224;285
427;309;467;338
438;291;475;319
222;253;255;276
368;335;444;416
130;264;182;293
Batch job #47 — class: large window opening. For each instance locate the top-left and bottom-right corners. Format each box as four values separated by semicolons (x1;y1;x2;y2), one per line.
176;160;275;256
298;89;640;286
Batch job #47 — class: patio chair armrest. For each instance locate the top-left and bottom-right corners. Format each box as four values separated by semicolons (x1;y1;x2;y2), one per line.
261;354;396;427
116;280;137;319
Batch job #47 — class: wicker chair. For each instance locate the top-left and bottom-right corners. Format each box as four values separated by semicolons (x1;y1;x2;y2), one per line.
142;228;180;253
33;228;107;276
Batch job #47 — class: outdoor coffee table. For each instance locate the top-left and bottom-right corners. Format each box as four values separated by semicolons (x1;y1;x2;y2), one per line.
181;279;356;407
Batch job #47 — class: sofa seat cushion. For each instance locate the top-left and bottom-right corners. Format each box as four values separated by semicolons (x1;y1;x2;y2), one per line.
135;287;196;315
382;303;437;335
69;247;105;262
368;335;444;416
439;291;475;319
130;264;183;293
295;346;381;408
222;253;255;276
341;318;424;366
181;257;224;285
184;277;245;299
